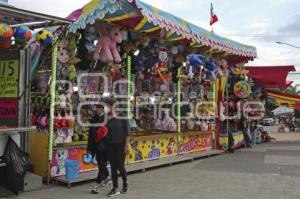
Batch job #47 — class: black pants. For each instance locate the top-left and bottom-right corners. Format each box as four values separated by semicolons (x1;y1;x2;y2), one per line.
107;143;127;189
95;151;109;184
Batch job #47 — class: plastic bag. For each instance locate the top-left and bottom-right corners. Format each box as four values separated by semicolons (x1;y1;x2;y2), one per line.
4;136;30;177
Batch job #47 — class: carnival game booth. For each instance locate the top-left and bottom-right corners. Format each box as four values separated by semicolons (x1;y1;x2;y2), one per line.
27;0;257;185
0;3;70;195
216;66;265;150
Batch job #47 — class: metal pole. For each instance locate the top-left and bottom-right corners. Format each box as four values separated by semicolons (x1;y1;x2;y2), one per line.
276;42;300;49
226;80;229;150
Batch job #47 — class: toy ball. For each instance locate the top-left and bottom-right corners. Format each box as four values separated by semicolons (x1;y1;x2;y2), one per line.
0;22;13;39
0;39;12;49
36;29;53;47
14;26;32;44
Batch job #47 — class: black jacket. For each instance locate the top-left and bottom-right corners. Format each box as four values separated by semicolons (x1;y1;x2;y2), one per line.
87;113;105;154
106;118;129;144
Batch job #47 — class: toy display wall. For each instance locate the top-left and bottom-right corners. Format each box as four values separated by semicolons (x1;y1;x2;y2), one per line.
28;22;219;178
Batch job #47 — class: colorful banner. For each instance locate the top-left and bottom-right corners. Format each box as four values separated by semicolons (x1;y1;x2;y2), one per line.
127;134;178;164
0;98;18;118
50;147;97;177
179;133;213;154
0;60;19;98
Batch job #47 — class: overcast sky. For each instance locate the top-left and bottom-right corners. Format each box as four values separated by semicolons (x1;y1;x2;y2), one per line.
8;0;300;73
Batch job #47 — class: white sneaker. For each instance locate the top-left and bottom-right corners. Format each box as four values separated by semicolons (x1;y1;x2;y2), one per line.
107;188;120;197
91;183;101;194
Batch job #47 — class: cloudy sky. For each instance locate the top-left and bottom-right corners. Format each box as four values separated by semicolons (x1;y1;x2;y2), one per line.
8;0;300;72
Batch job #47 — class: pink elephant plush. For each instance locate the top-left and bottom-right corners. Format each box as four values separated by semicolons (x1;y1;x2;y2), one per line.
93;25;122;64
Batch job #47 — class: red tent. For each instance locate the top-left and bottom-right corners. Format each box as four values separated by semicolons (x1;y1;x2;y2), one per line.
245;65;295;88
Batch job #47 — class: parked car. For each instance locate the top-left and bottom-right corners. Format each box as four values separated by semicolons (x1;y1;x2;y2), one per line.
257;124;264;132
261;118;275;126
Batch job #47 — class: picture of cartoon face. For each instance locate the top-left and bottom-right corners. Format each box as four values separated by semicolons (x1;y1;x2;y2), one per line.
56;149;68;164
167;138;176;155
159;50;168;62
51;148;69;177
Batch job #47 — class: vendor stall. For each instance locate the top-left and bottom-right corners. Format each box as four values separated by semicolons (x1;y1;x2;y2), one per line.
27;0;257;182
0;3;70;194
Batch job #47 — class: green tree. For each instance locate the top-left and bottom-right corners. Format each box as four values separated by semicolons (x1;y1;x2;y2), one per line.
283;84;300;95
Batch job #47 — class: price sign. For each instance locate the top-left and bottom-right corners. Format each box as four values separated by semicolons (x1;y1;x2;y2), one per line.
0;60;19;98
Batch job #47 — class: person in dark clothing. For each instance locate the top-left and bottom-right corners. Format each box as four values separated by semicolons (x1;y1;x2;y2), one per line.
106;111;130;197
87;104;111;193
242;118;251;148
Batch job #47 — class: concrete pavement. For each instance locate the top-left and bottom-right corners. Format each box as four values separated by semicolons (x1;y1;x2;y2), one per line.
12;138;300;199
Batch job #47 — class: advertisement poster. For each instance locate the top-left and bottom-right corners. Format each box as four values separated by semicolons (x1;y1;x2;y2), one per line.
127;135;178;164
179;133;213;154
50;147;98;177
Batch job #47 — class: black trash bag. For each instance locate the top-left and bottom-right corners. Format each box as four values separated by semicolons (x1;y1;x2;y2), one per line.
4;136;30;177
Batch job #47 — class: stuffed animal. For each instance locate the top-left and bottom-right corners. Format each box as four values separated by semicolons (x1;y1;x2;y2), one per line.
93;25;122;64
154;48;171;91
0;22;13;39
204;58;218;81
58;49;70;64
135;33;150;48
67;64;77;81
187;53;205;67
186;53;205;80
36;29;53;47
14;26;32;46
85;26;97;52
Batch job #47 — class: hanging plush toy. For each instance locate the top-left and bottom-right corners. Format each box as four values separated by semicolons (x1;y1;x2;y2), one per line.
36;29;53;47
93;24;122;64
57;39;70;64
14;26;32;46
0;22;13;49
0;22;13;39
85;25;97;52
135;33;150;48
154;48;171;92
204;58;218;81
186;53;205;80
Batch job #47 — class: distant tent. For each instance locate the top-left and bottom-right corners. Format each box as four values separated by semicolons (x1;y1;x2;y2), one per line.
272;106;294;116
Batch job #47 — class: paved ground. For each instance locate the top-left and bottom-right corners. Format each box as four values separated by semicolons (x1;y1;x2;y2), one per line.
263;125;300;141
10;137;300;199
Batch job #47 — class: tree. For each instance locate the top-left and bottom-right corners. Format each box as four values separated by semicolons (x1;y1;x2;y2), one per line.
282;84;300;95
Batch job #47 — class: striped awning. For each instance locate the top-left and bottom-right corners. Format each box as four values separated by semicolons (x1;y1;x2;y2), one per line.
266;89;300;108
68;0;257;59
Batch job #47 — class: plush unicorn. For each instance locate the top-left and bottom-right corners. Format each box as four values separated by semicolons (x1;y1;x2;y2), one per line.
93;25;122;64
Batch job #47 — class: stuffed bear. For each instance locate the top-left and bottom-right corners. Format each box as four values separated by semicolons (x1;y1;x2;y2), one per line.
93;24;122;64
